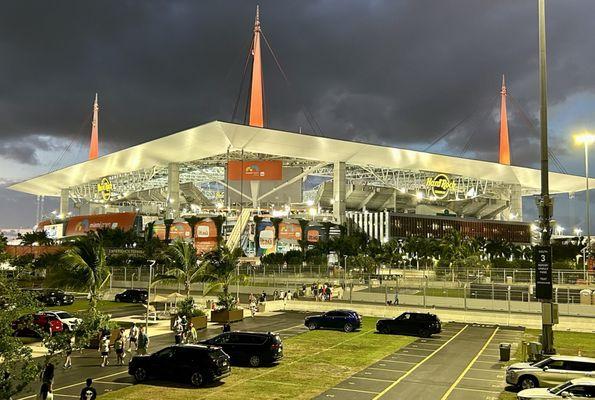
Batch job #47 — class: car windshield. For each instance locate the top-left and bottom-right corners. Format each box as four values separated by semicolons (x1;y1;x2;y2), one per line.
548;381;573;394
209;348;227;359
54;312;72;319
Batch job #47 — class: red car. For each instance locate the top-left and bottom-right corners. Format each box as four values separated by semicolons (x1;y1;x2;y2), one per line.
12;312;64;337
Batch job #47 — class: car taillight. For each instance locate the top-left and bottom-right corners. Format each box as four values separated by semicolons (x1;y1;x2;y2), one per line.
271;343;281;350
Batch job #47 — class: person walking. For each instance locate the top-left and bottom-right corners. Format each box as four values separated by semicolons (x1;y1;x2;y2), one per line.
79;378;97;400
99;336;110;367
114;332;125;365
63;335;74;369
37;382;53;400
222;322;231;333
137;326;149;355
394;288;399;306
127;323;139;351
174;318;184;344
188;322;198;344
40;362;54;385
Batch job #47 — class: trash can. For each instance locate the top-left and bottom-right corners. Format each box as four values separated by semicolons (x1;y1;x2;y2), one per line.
579;289;592;305
499;343;511;362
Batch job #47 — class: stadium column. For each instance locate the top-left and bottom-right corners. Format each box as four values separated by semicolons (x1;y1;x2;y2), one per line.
59;188;69;218
167;162;180;219
333;161;346;224
510;184;523;221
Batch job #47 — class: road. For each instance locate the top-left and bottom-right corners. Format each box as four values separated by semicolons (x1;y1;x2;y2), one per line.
315;323;523;400
16;311;311;400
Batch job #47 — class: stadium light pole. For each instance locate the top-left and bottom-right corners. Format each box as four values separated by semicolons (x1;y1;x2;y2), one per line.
538;0;555;355
574;132;594;280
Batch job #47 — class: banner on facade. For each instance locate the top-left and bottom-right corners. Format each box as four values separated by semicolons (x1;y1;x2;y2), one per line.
227;160;282;181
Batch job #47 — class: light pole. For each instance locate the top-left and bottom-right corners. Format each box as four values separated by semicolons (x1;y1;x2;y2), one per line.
145;260;156;333
574;132;594;280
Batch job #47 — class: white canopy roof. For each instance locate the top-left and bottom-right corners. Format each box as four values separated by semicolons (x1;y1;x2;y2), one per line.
9;120;594;196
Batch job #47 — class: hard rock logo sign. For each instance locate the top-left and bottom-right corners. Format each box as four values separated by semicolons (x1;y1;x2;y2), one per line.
97;177;112;201
425;174;456;200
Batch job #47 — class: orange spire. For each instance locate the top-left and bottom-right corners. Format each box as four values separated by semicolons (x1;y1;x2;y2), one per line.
498;75;511;165
249;6;264;128
88;93;99;160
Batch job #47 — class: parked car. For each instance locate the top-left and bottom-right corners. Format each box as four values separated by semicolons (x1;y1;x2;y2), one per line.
376;312;442;337
43;311;82;332
12;312;64;337
304;309;362;332
26;288;75;306
200;331;283;367
517;377;595;399
128;344;231;387
115;289;148;303
506;356;595;389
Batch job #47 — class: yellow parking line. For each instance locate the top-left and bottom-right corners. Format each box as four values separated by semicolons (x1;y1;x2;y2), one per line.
349;376;393;383
439;327;499;400
366;367;409;373
372;325;468;400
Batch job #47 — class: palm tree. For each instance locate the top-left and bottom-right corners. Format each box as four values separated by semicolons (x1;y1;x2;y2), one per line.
152;239;200;297
200;245;244;310
45;234;110;312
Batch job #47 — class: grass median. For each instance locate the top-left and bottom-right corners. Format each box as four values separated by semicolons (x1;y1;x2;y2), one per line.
45;299;142;314
100;316;415;400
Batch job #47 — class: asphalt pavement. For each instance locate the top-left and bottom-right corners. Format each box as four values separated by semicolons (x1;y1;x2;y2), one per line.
16;310;311;400
314;323;523;400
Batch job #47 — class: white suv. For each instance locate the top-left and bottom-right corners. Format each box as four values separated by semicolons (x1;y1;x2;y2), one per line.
43;311;82;332
507;356;595;389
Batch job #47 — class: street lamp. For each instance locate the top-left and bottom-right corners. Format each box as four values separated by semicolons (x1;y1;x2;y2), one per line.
574;132;595;279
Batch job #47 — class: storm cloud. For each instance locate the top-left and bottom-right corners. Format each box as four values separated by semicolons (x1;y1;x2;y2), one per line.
2;0;595;227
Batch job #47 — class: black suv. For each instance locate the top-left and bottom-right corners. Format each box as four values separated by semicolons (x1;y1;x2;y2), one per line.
200;331;283;367
304;309;362;332
115;289;148;303
27;288;75;306
128;344;231;387
376;312;441;337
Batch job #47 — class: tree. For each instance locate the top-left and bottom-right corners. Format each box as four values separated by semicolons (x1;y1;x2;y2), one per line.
45;235;110;312
349;254;378;278
17;231;53;246
0;276;42;399
152;239;201;297
200;245;245;311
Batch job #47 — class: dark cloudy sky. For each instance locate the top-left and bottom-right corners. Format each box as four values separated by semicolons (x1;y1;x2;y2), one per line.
2;0;595;231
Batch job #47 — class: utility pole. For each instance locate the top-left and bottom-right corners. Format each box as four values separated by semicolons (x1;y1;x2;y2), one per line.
537;0;555;355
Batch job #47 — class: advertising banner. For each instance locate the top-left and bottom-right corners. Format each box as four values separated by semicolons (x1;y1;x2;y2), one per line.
195;219;218;254
259;228;275;249
535;245;553;300
278;221;302;242
65;212;137;236
306;226;325;243
227;160;282;181
154;222;192;241
43;224;64;239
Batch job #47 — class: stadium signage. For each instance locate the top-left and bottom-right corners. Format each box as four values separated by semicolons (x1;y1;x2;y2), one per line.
97;177;113;201
425;174;456;199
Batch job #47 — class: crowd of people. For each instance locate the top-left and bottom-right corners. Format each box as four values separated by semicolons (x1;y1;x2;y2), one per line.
97;322;150;368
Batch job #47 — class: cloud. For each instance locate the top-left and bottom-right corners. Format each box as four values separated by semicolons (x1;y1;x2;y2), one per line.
0;135;64;165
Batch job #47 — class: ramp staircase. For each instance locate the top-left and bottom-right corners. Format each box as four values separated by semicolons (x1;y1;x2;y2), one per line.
226;208;252;251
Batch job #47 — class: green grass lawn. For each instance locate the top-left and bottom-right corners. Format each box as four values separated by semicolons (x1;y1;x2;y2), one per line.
413;287;467;297
100;316;415;400
44;299;141;314
498;329;595;399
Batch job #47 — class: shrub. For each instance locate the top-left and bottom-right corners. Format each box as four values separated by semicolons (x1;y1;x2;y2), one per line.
177;297;206;318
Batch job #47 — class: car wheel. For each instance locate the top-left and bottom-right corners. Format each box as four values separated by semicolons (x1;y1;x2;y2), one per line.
249;355;261;367
190;370;204;387
379;325;390;334
308;322;317;330
519;375;538;390
419;329;430;338
134;367;148;383
344;323;354;333
115;297;120;302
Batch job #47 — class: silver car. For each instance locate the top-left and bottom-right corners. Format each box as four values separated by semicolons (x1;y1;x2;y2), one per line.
506;356;595;389
43;311;82;332
517;377;595;399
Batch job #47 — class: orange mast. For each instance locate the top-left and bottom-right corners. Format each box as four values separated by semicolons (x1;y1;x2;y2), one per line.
498;75;511;165
249;6;264;128
88;93;99;160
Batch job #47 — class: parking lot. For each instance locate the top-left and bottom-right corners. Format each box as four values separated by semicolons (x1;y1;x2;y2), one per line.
16;311;311;400
315;323;523;400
